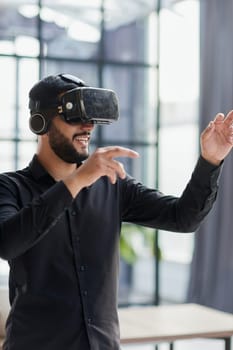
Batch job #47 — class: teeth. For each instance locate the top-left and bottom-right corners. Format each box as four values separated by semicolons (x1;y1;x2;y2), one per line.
75;137;88;141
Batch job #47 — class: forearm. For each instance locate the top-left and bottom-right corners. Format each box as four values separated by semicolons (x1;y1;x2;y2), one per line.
122;156;222;232
173;155;222;232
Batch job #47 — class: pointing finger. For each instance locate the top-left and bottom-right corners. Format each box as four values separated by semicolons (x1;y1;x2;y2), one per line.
100;146;139;159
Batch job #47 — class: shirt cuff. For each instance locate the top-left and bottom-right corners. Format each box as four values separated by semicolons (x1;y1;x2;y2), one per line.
193;155;223;189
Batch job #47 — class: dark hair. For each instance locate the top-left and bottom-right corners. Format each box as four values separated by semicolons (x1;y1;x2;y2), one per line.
29;74;85;110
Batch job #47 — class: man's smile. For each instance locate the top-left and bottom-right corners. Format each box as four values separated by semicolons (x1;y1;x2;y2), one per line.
73;132;91;147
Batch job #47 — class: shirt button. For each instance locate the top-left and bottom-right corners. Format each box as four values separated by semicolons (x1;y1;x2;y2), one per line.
76;235;80;242
71;210;77;216
80;265;86;271
87;318;92;325
82;290;88;296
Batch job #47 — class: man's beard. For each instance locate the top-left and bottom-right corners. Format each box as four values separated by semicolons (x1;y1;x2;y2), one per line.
48;123;89;164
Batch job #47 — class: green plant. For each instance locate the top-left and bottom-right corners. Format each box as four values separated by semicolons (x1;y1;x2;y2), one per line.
120;223;161;264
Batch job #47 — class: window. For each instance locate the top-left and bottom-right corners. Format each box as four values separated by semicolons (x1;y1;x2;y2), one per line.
159;0;200;303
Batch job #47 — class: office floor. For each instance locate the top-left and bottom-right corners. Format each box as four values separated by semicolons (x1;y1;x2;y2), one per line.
122;338;230;349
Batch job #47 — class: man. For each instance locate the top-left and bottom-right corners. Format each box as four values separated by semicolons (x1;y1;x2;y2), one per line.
0;73;233;350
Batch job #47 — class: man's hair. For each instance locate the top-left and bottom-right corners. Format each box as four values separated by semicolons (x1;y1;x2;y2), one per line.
29;74;83;110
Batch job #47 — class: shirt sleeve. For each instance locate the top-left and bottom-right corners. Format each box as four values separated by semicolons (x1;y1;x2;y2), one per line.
121;156;222;233
0;176;73;260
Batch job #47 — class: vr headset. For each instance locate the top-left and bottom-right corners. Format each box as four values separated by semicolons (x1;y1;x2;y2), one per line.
29;74;119;135
58;86;119;125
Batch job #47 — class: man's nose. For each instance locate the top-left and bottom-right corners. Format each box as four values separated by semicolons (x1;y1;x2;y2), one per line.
80;122;94;131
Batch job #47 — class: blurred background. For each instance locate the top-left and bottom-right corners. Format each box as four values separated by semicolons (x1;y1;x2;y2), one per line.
0;0;233;349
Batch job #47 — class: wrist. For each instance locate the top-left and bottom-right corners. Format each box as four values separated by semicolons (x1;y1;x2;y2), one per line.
63;172;86;198
201;153;222;166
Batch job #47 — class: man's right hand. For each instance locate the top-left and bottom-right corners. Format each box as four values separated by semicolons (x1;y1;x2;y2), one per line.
64;146;139;198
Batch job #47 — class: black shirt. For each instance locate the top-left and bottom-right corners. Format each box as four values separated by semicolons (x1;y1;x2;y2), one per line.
0;155;221;350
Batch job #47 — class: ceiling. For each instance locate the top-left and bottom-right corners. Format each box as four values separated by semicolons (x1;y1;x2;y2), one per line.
0;0;189;28
0;0;192;43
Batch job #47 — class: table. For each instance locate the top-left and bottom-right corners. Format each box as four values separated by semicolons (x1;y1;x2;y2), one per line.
119;303;233;350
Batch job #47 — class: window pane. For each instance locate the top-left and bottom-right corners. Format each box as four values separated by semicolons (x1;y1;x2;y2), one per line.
104;0;158;64
18;58;39;139
158;0;200;304
0;1;38;55
103;66;158;143
160;2;199;106
18;141;37;169
0;57;16;139
0;142;15;172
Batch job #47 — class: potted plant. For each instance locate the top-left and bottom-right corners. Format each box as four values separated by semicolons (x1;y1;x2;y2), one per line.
119;223;161;303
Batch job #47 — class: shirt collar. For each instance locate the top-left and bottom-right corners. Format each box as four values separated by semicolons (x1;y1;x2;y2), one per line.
29;154;55;182
28;154;82;182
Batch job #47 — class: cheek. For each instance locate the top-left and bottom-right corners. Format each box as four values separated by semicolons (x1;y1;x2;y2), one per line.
53;124;75;140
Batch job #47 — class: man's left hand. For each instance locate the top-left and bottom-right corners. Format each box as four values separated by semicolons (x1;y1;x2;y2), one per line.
201;110;233;165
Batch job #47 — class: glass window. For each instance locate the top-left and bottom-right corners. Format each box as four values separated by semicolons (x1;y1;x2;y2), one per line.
0;2;38;55
18;141;37;169
104;0;158;64
0;57;16;139
102;66;157;144
18;58;39;139
158;0;200;303
0;0;38;56
0;142;15;173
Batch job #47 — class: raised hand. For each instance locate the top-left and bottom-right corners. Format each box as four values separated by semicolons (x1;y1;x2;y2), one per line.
201;110;233;165
64;146;139;197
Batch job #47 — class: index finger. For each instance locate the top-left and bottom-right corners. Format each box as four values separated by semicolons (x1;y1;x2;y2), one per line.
102;146;140;159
